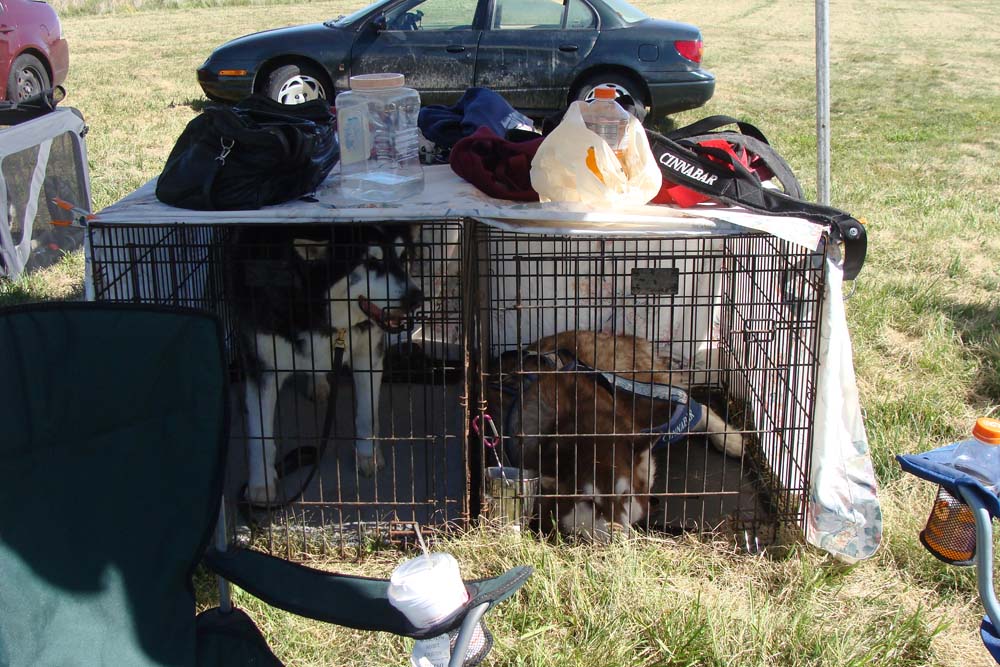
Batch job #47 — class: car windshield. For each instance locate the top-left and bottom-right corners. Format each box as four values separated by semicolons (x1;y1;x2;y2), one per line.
327;0;394;27
598;0;648;24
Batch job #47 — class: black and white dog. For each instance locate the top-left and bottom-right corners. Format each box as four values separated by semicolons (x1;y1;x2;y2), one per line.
228;224;423;505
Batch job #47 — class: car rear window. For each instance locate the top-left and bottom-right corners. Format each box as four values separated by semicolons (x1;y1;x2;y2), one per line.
599;0;648;24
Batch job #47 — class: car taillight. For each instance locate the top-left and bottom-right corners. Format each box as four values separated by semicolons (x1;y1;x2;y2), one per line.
674;40;703;63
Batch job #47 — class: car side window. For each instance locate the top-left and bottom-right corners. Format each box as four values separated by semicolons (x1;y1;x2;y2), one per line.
492;0;564;30
564;0;597;29
491;0;595;30
385;0;479;31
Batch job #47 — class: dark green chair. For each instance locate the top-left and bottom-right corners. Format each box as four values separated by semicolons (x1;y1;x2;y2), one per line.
0;303;530;667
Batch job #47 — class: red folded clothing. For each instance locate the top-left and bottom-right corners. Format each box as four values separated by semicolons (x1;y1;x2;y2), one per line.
449;126;544;202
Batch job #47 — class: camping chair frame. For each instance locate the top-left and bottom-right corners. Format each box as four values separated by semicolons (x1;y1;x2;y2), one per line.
898;446;1000;663
960;491;1000;632
209;502;504;667
0;302;530;667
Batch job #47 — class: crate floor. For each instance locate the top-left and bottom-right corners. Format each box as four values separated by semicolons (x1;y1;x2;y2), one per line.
225;374;468;541
647;438;770;536
222;379;774;549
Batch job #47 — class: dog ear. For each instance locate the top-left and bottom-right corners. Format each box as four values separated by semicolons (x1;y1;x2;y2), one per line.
292;238;330;262
366;244;384;261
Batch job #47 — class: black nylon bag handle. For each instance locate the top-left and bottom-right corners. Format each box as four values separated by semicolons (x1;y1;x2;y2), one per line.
668;115;805;198
668;115;770;143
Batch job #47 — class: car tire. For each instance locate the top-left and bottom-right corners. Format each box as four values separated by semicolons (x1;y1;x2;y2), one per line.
6;54;50;102
265;63;330;105
572;72;647;112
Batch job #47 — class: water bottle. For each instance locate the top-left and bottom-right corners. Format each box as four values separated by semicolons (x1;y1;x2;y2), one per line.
949;417;1000;488
579;86;630;162
388;553;471;667
919;417;1000;565
335;73;424;202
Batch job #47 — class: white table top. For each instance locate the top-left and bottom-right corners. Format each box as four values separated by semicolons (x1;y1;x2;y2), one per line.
94;164;826;250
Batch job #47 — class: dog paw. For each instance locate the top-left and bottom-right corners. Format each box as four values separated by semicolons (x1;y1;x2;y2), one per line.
710;431;745;459
356;443;385;477
304;374;332;404
246;479;281;507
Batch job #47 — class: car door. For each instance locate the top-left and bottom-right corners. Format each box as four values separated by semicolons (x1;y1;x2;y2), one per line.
351;0;483;107
0;1;13;98
474;0;598;113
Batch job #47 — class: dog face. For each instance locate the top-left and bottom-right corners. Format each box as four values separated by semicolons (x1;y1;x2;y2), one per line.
340;232;424;334
285;224;424;334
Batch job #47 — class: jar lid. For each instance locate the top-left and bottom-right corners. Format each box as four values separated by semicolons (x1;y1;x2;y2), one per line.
593;86;617;100
350;73;405;90
973;417;1000;445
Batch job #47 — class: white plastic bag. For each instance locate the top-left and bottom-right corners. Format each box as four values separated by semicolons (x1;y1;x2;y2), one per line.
805;249;882;563
530;101;661;206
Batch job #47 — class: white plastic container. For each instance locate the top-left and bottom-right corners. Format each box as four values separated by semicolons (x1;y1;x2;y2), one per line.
579;86;630;160
335;73;424;202
949;416;1000;490
388;553;470;667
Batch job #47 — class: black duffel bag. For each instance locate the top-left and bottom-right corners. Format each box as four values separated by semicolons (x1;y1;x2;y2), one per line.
156;95;339;210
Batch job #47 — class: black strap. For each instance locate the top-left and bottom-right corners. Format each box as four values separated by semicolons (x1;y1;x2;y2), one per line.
245;345;344;509
667;114;770;144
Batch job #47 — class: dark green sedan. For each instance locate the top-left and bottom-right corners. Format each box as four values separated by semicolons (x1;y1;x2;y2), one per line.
197;0;714;121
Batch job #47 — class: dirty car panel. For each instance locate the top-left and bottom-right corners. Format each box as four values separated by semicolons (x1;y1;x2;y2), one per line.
196;0;714;118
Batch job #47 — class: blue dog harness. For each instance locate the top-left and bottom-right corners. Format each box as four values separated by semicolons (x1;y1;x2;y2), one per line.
489;350;704;464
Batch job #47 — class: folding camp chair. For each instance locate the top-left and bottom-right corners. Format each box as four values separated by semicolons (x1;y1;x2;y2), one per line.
0;302;530;667
898;446;1000;664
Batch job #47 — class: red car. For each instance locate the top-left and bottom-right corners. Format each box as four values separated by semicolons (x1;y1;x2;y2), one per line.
0;0;68;102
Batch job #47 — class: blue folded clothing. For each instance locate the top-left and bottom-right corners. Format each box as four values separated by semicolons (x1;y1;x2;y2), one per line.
418;87;533;149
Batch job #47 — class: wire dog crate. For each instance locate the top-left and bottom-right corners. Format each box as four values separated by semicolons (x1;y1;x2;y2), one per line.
87;220;470;559
472;223;828;548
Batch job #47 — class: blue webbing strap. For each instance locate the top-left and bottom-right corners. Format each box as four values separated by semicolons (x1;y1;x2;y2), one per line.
488;350;704;458
580;362;703;451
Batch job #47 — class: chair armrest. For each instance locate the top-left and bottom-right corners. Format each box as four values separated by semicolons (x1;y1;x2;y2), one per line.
202;547;532;639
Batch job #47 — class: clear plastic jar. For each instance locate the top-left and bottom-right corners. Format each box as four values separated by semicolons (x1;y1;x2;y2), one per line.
335;73;424;202
579;86;630;160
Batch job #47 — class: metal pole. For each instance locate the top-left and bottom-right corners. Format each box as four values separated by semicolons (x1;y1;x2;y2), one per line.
816;0;831;205
214;497;233;613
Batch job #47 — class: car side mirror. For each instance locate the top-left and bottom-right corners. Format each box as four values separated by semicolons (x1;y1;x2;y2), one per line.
372;14;387;32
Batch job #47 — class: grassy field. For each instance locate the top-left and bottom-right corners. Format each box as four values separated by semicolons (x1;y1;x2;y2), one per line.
7;0;1000;664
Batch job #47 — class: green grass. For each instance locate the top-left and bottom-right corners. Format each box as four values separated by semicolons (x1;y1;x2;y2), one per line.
16;0;1000;664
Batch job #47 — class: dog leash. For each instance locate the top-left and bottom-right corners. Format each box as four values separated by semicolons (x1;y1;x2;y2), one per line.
242;331;346;510
471;413;506;469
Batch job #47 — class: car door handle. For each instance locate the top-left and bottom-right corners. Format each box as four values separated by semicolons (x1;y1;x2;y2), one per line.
558;44;579;52
446;45;466;53
0;25;14;34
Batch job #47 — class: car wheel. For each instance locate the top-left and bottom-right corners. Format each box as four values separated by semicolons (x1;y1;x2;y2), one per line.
573;73;647;110
6;54;50;102
265;63;329;105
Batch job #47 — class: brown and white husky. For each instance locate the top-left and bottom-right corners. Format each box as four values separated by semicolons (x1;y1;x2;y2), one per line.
486;330;744;540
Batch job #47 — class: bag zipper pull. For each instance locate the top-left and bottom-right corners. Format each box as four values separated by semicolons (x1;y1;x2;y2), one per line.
216;137;234;165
